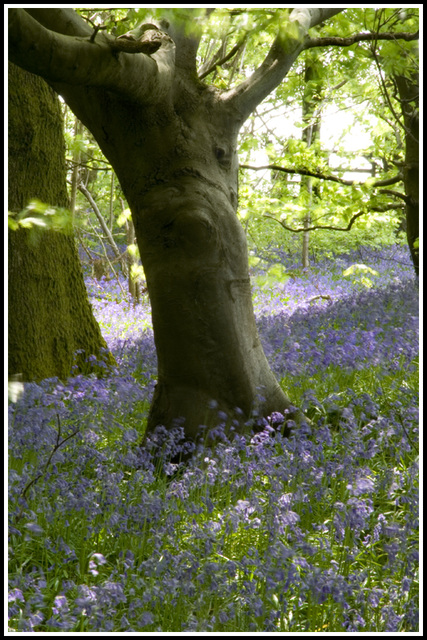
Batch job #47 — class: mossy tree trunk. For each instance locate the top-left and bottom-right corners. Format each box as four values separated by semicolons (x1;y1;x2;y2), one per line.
8;62;114;381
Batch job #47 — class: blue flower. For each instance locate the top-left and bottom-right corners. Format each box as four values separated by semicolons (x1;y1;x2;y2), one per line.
8;588;24;603
52;595;68;615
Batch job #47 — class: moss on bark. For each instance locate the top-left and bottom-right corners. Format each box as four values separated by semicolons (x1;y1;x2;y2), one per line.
8;63;115;381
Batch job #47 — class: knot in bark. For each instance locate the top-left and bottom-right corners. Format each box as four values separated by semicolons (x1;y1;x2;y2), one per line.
112;24;174;55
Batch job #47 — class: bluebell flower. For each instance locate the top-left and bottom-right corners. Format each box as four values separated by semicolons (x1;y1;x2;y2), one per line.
52;595;68;615
347;475;375;496
8;588;24;603
24;522;44;536
382;605;404;632
367;588;384;608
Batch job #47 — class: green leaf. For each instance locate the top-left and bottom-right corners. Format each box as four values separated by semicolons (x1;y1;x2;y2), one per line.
254;262;290;289
18;217;47;228
360;276;374;288
8;214;19;231
130;264;145;281
127;243;139;258
117;208;132;227
267;263;288;281
343;264;379;277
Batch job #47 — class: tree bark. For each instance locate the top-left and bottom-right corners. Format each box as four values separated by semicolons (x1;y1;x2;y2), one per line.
301;57;323;268
8;62;114;381
69;116;83;220
125;216;141;304
48;59;298;439
393;74;419;276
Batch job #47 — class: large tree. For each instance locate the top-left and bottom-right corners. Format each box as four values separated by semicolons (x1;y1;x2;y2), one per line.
8;7;418;440
8;61;114;381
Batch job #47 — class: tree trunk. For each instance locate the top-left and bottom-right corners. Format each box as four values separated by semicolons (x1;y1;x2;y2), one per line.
8;63;114;381
69;116;83;220
139;176;292;440
301;57;322;269
7;6;417;445
58;80;297;440
125;216;141;304
394;74;419;276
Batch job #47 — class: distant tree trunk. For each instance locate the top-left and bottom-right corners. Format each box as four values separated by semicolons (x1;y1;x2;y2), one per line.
109;171;115;230
302;197;312;269
8;62;114;381
394;73;419;276
69;116;83;220
301;57;322;268
126;216;141;304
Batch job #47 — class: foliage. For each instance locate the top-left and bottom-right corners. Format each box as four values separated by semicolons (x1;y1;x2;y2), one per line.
8;200;73;237
238;178;405;259
342;263;379;289
235;8;417;263
57;8;417;273
8;246;418;632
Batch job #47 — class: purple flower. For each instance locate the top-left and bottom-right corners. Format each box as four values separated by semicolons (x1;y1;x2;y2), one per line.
75;584;97;612
24;522;44;535
138;611;154;627
347;475;375;496
52;595;68;614
89;552;107;575
278;493;293;509
382;605;404;632
8;588;24;603
367;588;384;608
344;497;374;531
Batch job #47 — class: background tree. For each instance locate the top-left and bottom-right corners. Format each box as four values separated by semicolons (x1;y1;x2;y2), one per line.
238;8;418;271
8;62;114;381
367;8;419;275
300;54;323;267
8;7;418;442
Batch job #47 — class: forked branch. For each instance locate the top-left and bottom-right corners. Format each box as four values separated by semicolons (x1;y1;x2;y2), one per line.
222;8;344;122
8;8;175;104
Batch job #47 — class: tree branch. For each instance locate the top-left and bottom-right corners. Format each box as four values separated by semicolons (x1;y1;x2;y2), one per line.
87;220;127;298
24;8;92;37
14;414;79;523
303;29;419;50
78;182;127;272
240;163;403;188
221;8;344;122
263;210;368;233
199;35;247;80
160;8;210;74
263;199;402;234
379;189;411;204
8;8;175;104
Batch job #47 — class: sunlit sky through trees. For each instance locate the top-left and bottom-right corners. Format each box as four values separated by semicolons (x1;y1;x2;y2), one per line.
248;102;374;183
